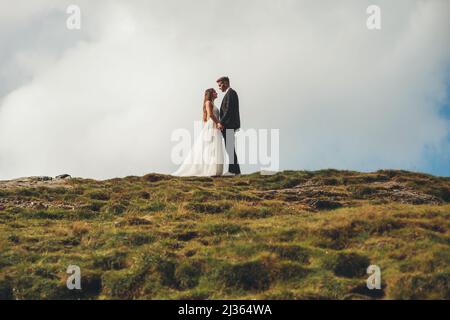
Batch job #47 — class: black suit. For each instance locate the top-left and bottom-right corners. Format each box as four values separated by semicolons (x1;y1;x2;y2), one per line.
220;88;241;174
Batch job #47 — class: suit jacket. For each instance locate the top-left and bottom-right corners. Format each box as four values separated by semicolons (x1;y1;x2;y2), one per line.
220;88;240;129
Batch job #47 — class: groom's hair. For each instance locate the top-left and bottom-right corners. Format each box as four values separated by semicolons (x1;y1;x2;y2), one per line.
216;76;230;84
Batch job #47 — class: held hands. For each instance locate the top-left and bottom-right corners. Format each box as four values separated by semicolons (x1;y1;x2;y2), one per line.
217;123;224;130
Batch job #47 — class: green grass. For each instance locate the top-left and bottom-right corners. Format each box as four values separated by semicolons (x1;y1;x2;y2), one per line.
0;170;449;299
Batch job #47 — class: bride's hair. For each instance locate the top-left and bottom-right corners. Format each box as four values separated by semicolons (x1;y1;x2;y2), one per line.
203;88;215;122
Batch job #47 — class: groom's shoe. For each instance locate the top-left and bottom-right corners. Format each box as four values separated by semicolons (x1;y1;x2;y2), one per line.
222;172;236;177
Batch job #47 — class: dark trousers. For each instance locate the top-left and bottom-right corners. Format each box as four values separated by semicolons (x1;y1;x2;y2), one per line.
222;129;241;174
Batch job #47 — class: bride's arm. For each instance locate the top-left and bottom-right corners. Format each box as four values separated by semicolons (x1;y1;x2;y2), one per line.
205;101;220;125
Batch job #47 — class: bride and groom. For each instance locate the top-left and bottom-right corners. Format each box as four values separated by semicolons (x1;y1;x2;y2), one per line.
173;76;241;177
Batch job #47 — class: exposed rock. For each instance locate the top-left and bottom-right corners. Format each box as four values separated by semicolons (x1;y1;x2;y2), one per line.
388;190;441;205
256;182;349;203
55;174;71;180
0;176;72;190
351;181;442;205
255;177;443;209
36;176;53;181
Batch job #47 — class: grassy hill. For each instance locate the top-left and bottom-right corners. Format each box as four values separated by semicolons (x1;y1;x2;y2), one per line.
0;170;449;300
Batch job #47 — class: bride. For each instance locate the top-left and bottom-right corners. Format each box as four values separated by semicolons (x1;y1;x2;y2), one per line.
172;88;225;177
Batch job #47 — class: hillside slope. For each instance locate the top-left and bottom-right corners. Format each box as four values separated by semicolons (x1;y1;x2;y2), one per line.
0;170;449;299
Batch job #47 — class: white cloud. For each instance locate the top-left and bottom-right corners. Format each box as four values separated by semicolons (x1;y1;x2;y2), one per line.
0;0;449;179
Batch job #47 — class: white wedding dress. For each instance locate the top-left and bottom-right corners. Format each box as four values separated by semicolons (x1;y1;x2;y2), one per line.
173;105;224;177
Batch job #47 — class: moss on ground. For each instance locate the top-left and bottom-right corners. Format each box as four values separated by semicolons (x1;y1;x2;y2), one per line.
0;170;449;299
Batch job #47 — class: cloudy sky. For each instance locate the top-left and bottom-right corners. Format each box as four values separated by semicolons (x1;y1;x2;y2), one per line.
0;0;449;180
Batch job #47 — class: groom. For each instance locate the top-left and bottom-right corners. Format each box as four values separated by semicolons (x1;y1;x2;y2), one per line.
217;76;241;176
